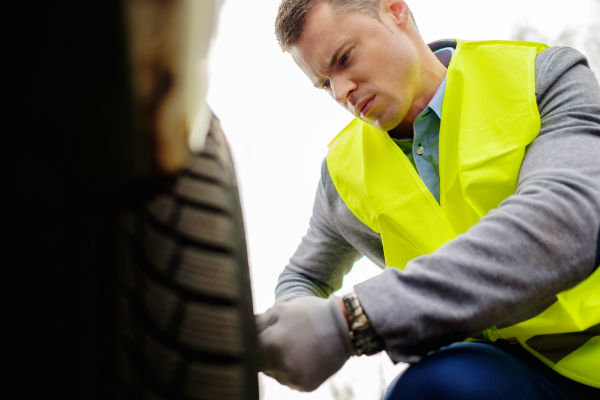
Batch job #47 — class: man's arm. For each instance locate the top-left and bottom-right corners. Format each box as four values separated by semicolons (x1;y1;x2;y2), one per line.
355;46;600;362
274;160;370;302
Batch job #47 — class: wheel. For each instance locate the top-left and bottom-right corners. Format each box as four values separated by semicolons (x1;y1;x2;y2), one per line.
113;114;258;400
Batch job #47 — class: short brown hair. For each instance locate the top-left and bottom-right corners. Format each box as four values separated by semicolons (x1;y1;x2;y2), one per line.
275;0;381;51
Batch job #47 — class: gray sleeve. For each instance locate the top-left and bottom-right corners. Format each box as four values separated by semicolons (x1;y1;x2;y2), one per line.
355;46;600;363
275;161;363;302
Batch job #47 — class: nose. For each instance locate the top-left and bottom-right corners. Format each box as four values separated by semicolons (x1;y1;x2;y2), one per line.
329;74;356;104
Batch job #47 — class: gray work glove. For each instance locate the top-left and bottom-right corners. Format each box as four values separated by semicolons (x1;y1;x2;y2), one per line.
256;295;353;392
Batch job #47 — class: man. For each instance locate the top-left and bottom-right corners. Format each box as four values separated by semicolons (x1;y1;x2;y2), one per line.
257;0;600;398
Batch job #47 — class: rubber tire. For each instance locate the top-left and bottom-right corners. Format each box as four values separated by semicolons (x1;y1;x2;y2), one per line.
113;115;258;400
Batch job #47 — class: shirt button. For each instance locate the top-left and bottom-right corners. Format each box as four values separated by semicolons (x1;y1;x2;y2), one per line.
416;145;425;155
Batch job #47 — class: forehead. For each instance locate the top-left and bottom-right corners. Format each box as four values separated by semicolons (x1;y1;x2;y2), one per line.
290;2;368;84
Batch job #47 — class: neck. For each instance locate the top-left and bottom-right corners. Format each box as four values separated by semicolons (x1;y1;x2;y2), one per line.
388;119;413;139
389;46;447;139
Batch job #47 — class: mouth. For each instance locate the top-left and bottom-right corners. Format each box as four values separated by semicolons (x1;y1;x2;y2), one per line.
355;95;375;117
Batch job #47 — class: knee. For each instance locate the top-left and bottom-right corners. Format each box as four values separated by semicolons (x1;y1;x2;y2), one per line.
383;343;522;400
386;361;489;400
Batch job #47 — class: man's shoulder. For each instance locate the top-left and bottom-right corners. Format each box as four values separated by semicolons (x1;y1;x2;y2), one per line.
536;46;589;71
535;46;591;94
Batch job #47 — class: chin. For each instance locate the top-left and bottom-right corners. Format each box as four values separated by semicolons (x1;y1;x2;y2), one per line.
374;119;396;132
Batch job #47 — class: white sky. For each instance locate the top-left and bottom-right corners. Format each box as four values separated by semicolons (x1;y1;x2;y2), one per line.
206;1;598;398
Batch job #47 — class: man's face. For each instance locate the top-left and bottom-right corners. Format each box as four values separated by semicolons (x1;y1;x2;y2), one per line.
291;1;421;132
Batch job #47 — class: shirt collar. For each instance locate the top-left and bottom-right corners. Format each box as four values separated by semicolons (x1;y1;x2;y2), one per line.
428;77;446;119
426;46;454;119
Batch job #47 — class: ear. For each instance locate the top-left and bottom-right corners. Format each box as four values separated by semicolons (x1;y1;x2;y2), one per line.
384;0;410;29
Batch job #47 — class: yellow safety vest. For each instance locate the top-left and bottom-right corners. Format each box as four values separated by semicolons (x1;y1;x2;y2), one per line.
326;40;600;387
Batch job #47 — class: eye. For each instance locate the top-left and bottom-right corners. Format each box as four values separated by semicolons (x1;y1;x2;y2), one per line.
339;49;351;65
321;80;330;90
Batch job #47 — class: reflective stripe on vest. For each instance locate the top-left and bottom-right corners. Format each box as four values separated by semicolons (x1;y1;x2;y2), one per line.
326;40;600;387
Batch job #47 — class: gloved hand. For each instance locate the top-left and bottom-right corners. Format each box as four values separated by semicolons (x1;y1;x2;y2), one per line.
256;295;352;391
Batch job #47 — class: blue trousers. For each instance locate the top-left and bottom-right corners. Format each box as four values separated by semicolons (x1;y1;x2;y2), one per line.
383;342;598;400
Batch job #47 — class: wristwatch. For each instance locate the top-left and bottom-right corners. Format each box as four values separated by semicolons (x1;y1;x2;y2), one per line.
342;292;385;355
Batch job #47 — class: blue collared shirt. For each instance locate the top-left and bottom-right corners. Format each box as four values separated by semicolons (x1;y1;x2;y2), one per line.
392;48;452;203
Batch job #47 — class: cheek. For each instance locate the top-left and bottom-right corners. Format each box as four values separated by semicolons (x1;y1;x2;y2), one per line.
374;55;408;90
379;42;418;87
382;61;419;109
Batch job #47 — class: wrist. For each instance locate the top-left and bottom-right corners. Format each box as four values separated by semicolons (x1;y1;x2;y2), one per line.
342;291;385;356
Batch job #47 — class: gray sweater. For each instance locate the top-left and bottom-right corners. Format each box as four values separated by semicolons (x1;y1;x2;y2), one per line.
275;46;600;363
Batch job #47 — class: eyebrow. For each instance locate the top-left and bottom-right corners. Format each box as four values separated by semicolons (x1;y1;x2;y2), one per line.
312;43;347;88
328;43;346;71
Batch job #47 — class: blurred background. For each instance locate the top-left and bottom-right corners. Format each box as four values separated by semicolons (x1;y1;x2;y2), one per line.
206;0;599;398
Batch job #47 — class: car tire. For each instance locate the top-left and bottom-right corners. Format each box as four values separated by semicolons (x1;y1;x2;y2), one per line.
113;115;258;400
